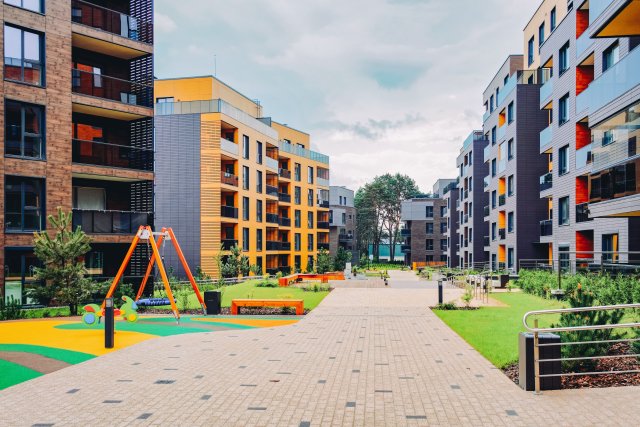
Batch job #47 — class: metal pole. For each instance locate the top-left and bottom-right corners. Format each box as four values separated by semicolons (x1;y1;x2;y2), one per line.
105;297;114;349
557;251;562;291
438;279;443;304
533;318;540;395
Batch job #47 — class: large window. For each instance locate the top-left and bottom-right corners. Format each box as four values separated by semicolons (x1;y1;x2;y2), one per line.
307;234;314;251
294;233;301;251
307;166;314;184
4;248;41;305
528;36;534;66
4;24;44;86
242;166;249;190
242;135;249;159
550;7;556;31
294;186;301;204
559;145;569;175
242;228;249;251
5;175;44;231
491;126;496;145
256;170;263;193
5;0;44;13
507;175;514;196
256;200;263;222
559;196;569;225
307;211;313;228
507;139;514;160
491;222;497;240
307;189;313;207
507;102;514;124
426;222;433;234
603;42;619;72
242;196;249;221
559;42;569;74
5;100;45;159
538;22;545;46
294;210;301;227
491;190;497;209
425;206;433;218
425;239;433;251
256;229;263;251
294;163;301;181
507;211;514;232
558;93;569;125
507;248;514;270
256;141;263;164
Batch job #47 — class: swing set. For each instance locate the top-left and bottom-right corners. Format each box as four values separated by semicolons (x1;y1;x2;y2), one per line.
103;226;206;322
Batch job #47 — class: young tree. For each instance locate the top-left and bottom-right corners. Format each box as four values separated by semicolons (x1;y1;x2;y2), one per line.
333;247;352;271
315;248;333;274
217;244;253;278
32;208;93;316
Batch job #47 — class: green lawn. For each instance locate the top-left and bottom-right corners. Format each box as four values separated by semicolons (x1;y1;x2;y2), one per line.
150;279;330;312
434;292;564;368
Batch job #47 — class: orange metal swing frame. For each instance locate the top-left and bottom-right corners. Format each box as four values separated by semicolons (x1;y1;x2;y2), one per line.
103;225;207;322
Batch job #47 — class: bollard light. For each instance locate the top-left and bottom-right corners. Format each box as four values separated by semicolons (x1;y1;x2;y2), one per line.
437;279;443;305
105;297;114;349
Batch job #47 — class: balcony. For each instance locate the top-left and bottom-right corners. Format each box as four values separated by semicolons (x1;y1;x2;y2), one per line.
539;125;553;152
484;176;490;188
498;228;506;240
339;234;354;242
317;243;330;251
497;158;506;174
576;30;593;59
266;241;281;251
317;177;330;187
590;0;615;25
497;73;517;107
400;228;411;237
463;189;468;199
401;244;411;253
280;241;292;251
484;205;489;217
72;209;152;234
266;185;278;197
318;221;330;229
278;193;291;203
540;219;553;236
575;144;593;170
221;205;238;219
71;0;153;44
221;138;239;156
266;156;279;171
498;194;506;206
318;200;329;208
72;139;153;171
576;203;592;222
483;110;490;122
463;214;469;224
464;239;468;248
540;172;553;192
266;213;279;224
221;239;238;250
221;172;238;187
484;144;491;163
72;69;152;108
540;76;553;106
278;217;291;227
279;169;291;179
497;125;506;142
484;236;490;247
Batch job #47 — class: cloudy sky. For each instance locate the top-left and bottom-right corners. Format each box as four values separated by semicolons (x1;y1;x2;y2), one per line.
155;0;540;193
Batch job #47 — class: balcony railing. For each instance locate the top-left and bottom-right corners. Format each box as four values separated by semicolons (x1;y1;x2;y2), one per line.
400;228;411;237
484;176;490;188
539;125;553;151
463;214;469;224
72;139;153;171
464;239;468;248
278;193;291;203
318;221;330;229
221;172;238;186
279;217;291;227
221;205;238;219
401;244;411;253
266;213;279;224
540;76;553;105
575;143;593;169
317;243;330;251
280;241;291;251
266;241;281;251
221;239;238;250
540;219;553;236
279;168;291;179
576;203;592;223
483;110;490;122
221;138;239;156
266;185;278;197
463;189;468;199
72;209;152;234
72;69;152;107
497;125;506;142
266;156;279;171
317;177;330;187
498;194;506;206
339;234;354;242
71;0;153;44
540;172;553;192
484;205;489;217
498;228;506;240
318;200;329;208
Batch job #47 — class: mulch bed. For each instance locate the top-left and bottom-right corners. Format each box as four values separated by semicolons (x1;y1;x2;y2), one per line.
503;342;640;389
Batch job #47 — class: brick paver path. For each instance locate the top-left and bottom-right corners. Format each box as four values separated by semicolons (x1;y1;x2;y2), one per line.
1;272;638;426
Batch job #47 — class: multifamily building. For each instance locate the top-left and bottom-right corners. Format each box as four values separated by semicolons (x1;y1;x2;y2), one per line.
441;180;459;268
154;76;331;277
328;186;357;259
1;0;154;303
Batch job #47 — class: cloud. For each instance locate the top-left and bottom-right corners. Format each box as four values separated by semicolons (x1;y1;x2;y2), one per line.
154;12;177;33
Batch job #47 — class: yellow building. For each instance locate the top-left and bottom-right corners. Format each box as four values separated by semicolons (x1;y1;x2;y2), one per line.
154;76;330;277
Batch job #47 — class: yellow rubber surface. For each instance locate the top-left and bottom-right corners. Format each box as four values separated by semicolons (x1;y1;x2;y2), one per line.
191;317;300;328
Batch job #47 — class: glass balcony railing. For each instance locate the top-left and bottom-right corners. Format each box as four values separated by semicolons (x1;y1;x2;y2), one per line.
221;138;239;156
483;176;490;188
497;125;506;142
71;0;153;44
589;0;615;25
540;219;553;236
400;228;411;237
278;193;291;203
221;205;238;219
266;213;279;224
72;209;152;234
497;73;517;107
484;144;491;163
576;203;592;223
498;228;506;240
575;143;593;169
280;242;292;251
266;241;281;251
540;172;553;192
72;69;153;107
221;239;238;250
540;76;553;104
484;205;489;217
483;236;490;247
72;139;153;171
317;177;330;187
278;217;291;227
278;141;329;165
317;243;330;251
317;221;330;229
266;156;279;171
482;110;490;123
576;31;593;58
497;158;506;174
539;125;553;151
279;169;291;179
266;185;278;197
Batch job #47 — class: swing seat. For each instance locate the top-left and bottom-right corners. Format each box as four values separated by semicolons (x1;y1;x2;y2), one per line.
136;297;173;306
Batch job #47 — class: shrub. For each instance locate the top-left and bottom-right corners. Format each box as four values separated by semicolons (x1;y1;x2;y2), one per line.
256;275;278;288
462;285;473;308
434;302;457;310
0;297;26;321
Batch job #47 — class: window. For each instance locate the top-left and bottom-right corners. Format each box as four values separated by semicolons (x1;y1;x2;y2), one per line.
491;222;497;240
507;139;514;160
5;0;44;13
507;248;514;270
256;170;263;193
559;196;569;225
307;189;314;206
538;22;545;46
528;36;534;66
4;248;41;304
491;126;496;145
491;190;497;209
558;93;569;125
507;212;514;232
242;197;249;220
507;175;514;196
559;42;569;74
242;166;249;190
550;7;556;31
256;229;263;251
4;25;44;86
294;186;301;204
294;233;301;251
425;206;433;218
307;166;314;184
256;141;263;164
469;177;473;191
440;239;447;250
294;163;301;181
294;210;301;227
426;222;434;234
603;42;620;72
5;100;45;159
507;102;514;124
307;211;314;228
242;228;249;251
629;136;637;157
242;135;249;159
491;159;497;177
256;200;263;222
469;150;473;165
602;129;614;146
307;234;314;251
469;202;473;217
440;206;446;217
5;176;44;231
256;256;263;272
440;222;447;233
489;95;494;113
559;145;569;175
426;239;434;251
426;255;434;263
156;97;174;104
341;212;346;223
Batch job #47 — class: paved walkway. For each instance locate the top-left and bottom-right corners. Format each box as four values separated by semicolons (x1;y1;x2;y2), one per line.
1;274;638;426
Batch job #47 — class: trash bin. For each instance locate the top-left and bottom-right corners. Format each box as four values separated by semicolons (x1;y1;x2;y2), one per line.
204;290;221;315
518;332;561;391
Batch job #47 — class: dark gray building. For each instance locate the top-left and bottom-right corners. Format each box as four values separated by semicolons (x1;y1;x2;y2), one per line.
329;186;357;261
401;193;451;267
442;181;459;268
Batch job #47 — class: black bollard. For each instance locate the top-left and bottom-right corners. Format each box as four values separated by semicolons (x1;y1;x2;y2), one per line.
105;297;114;349
438;279;443;304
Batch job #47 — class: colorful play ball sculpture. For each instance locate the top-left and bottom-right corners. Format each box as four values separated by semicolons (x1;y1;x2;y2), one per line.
81;296;139;326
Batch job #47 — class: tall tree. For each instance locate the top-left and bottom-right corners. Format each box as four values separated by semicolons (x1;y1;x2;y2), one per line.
379;174;420;261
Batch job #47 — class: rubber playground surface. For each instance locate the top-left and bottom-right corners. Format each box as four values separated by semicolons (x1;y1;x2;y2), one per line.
0;314;300;390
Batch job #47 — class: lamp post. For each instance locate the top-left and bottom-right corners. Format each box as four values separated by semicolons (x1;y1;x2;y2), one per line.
104;297;114;349
438;279;443;305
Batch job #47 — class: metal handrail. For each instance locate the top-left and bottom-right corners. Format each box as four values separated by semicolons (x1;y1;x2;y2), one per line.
522;303;640;394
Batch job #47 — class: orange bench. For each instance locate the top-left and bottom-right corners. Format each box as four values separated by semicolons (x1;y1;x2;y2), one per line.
230;299;304;315
278;273;328;287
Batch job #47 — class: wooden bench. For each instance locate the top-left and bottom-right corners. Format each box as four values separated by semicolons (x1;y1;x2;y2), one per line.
230;299;304;315
278;273;328;287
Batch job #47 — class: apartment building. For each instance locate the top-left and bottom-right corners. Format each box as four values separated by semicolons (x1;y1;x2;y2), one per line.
154;76;330;277
482;54;549;271
2;0;154;303
441;181;459;268
535;0;639;265
328;186;357;258
455;130;489;268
